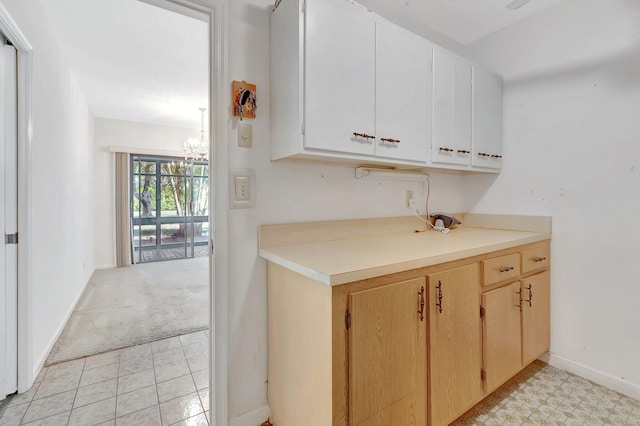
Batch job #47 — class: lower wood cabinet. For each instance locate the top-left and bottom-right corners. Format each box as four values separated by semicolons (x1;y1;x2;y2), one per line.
427;264;483;426
482;282;523;393
481;269;551;396
522;270;551;364
267;240;550;426
349;278;426;426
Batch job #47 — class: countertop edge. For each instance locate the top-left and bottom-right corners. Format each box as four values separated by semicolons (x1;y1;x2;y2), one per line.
261;232;551;287
259;249;332;285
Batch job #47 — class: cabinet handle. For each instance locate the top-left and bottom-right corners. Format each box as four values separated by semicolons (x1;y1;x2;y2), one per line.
517;288;523;312
478;152;491;157
491;154;503;159
418;286;425;321
499;266;515;273
439;147;454;152
525;284;533;307
533;256;547;263
353;132;375;140
436;281;443;314
457;149;470;154
380;137;400;143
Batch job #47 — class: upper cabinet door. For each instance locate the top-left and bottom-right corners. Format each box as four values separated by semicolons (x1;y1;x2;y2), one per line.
304;0;376;156
375;21;432;163
432;49;472;166
472;66;503;169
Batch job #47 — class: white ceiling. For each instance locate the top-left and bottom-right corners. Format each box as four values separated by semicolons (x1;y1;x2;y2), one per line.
357;0;567;46
38;0;566;130
38;0;208;129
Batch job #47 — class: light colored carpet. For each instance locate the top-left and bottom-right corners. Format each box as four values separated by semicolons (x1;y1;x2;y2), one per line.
46;257;209;365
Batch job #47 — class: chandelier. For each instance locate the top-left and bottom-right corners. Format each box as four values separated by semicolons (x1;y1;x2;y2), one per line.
184;107;209;161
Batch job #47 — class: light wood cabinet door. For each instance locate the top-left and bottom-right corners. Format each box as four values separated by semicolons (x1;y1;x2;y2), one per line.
432;49;472;167
375;21;432;163
482;282;523;393
522;271;551;364
348;277;427;426
427;264;482;426
304;0;376;156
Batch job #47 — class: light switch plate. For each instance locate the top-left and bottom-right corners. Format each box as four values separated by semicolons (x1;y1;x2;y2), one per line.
238;123;252;148
229;168;256;209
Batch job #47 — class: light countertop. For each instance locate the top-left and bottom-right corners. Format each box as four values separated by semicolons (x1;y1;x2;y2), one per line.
259;216;551;286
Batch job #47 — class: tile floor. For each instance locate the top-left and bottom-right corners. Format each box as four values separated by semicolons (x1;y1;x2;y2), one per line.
452;360;640;426
0;330;210;426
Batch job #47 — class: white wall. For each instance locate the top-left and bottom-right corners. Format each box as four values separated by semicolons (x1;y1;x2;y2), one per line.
93;117;199;268
2;0;95;379
461;0;640;397
226;0;469;420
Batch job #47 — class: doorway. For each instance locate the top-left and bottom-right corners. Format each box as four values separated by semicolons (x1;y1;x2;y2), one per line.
131;155;209;263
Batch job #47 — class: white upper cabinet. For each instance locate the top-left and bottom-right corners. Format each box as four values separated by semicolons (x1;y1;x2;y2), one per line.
304;0;376;156
472;66;503;170
432;49;473;167
375;21;432;163
270;0;503;173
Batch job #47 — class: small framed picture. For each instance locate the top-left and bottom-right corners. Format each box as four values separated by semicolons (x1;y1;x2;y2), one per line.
232;80;257;119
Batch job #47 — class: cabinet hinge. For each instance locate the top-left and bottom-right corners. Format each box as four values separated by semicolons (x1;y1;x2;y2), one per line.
5;232;18;245
481;368;486;381
480;306;485;318
301;124;305;135
301;0;305;13
345;309;351;330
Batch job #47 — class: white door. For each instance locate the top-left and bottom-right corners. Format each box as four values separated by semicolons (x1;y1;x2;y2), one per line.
432;49;472;166
0;40;18;400
375;21;432;163
304;0;376;156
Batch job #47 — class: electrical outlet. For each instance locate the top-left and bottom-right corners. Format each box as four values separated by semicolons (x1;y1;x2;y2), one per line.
406;190;415;209
235;176;250;201
230;168;256;209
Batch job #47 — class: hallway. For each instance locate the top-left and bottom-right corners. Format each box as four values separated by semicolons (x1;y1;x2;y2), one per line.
0;331;210;425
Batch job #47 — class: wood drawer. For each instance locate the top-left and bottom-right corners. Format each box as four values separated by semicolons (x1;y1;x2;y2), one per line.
482;253;520;286
521;243;550;273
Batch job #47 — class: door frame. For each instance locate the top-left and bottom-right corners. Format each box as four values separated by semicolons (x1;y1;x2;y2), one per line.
0;1;33;396
0;1;230;425
148;2;229;425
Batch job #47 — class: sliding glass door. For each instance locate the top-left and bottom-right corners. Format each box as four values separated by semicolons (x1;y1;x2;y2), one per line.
131;155;209;263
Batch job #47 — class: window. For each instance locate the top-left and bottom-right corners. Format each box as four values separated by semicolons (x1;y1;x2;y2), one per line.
131;155;209;263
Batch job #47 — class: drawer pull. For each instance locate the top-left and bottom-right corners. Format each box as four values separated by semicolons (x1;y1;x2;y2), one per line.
353;132;375;140
418;286;425;321
380;137;401;143
491;154;503;159
439;147;454;152
525;284;533;307
457;149;470;154
478;152;491;157
436;281;443;314
499;266;515;273
533;257;547;263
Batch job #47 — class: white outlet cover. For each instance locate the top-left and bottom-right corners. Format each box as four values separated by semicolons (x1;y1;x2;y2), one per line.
229;168;256;209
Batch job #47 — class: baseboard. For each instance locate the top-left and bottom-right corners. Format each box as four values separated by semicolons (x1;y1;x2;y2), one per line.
229;405;271;426
95;263;115;270
32;273;92;381
542;352;640;401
